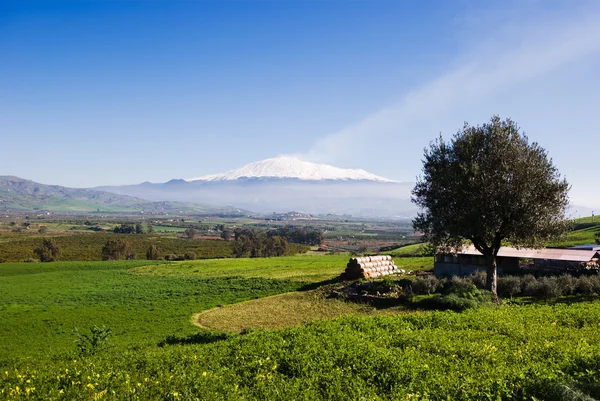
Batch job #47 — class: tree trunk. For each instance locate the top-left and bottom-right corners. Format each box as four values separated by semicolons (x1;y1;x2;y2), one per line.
485;254;499;304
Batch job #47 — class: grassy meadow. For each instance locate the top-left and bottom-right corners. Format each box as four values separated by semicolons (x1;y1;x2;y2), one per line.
0;260;301;359
130;255;433;282
1;222;600;400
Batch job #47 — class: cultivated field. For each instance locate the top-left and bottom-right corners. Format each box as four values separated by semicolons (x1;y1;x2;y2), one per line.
2;214;600;400
2;253;600;400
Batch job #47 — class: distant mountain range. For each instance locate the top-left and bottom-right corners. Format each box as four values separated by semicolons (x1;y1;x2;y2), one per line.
95;156;418;218
0;176;246;215
3;155;595;219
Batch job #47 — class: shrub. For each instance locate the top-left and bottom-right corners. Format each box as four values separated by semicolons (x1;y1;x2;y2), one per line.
521;274;539;296
146;244;161;260
498;276;522;299
184;251;196;260
575;276;595;295
588;274;600;294
467;270;487;289
23;258;38;263
429;287;492;311
411;275;441;295
446;276;475;293
537;276;562;299
164;254;177;261
73;326;113;356
34;238;61;262
557;274;578;296
101;239;134;260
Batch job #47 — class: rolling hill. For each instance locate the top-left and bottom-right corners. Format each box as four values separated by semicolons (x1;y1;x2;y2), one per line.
0;176;245;215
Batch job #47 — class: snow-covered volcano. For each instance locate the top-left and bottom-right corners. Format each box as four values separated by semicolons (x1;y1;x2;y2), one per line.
186;156;396;182
96;156;416;217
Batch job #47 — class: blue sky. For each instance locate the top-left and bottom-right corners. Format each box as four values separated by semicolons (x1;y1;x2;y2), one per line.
2;0;599;209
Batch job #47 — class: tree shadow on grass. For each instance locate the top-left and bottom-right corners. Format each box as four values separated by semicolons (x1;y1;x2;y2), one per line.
158;330;233;347
296;277;343;292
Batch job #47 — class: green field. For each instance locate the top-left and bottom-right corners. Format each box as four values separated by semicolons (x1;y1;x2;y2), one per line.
574;215;600;224
131;255;433;282
150;225;189;233
2;255;600;400
0;232;233;262
0;260;302;359
550;224;600;247
389;243;429;256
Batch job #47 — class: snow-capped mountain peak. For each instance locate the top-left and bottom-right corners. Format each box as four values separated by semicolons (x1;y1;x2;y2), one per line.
186;156;396;182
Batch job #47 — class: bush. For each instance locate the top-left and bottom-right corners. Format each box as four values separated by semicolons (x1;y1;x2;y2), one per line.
521;274;539;296
537;276;563;299
184;251;196;260
23;258;38;263
146;244;161;260
429;287;492;311
101;239;134;260
164;254;177;261
467;270;487;289
498;276;522;299
557;274;578;296
411;275;442;295
34;238;61;262
73;326;113;356
446;276;475;293
575;276;595;295
588;274;600;294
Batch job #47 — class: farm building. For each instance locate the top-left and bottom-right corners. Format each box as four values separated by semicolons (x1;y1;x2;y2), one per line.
434;245;600;277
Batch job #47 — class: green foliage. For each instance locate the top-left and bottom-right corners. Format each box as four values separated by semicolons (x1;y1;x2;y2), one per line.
0;232;233;262
410;275;442;295
73;325;113;356
101;239;134;260
232;231;300;258
413;116;570;250
3;256;600;399
557;274;578;296
0;260;302;358
4;303;600;399
536;276;563;300
146;244;161;260
113;223;137;234
497;275;522;299
413;116;570;297
419;272;600;301
33;238;60;262
429;286;492;311
267;226;324;245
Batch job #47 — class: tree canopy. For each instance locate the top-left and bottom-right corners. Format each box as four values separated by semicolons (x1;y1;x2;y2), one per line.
412;116;570;299
34;238;61;262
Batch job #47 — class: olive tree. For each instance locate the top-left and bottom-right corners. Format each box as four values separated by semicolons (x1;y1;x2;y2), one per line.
34;238;61;262
412;116;570;301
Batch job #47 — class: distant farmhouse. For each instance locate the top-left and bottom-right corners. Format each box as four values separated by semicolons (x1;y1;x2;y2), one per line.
434;245;600;277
